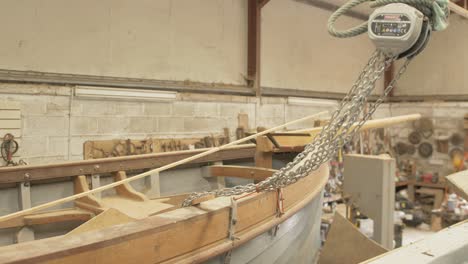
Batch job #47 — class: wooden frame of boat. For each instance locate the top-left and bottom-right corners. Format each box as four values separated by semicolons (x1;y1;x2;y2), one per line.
0;168;328;263
0;143;328;263
0;114;421;263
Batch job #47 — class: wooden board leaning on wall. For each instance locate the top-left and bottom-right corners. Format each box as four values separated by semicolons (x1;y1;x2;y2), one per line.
83;130;231;159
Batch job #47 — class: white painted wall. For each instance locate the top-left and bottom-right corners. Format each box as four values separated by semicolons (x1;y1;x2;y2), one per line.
261;0;382;94
0;0;247;85
394;15;468;96
0;0;377;94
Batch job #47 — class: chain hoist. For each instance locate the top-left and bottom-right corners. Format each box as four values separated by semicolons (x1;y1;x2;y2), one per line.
182;0;449;207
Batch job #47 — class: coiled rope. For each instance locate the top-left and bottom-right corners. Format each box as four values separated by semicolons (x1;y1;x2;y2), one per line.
327;0;449;39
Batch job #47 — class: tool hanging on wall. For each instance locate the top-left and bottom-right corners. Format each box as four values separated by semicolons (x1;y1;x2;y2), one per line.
413;117;434;139
1;133;19;166
418;142;433;158
436;135;450;154
450;133;464;146
408;131;422;145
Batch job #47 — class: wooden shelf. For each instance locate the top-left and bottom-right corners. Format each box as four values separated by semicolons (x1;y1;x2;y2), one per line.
395;180;410;187
323;194;343;204
395;180;446;189
413;181;446;189
323;194;350;204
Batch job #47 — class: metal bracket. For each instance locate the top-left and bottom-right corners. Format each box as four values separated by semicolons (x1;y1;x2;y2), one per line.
224;197;239;264
271;225;280;237
17;173;34;243
276;188;284;217
223;250;233;264
228;197;238;241
23;173;31;187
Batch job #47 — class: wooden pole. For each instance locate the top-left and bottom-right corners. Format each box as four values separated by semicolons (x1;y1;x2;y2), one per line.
289;113;421;136
0;111;327;222
449;1;468;19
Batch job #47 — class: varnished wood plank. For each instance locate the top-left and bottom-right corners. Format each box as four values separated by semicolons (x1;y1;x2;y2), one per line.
255;136;274;152
0;209;93;229
0;216;24;229
275;114;422;147
164;165;329;264
23;209;93;226
0;145;257;184
208;165;276;181
66;208;134;236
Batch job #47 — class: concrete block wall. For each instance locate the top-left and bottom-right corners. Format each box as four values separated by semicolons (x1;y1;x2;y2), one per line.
4;84;465;173
0;85;71;165
385;102;468;177
0;85;338;165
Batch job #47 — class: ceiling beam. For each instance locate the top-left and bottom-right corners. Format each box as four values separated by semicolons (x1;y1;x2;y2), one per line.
247;0;271;97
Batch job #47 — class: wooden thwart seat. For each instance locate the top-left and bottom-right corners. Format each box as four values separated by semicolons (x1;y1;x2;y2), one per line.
74;172;174;219
0;208;94;229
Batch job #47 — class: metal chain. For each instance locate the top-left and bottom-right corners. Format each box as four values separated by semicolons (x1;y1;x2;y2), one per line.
182;50;411;207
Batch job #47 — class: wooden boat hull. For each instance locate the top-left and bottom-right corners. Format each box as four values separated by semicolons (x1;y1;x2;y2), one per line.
0;164;328;263
204;190;323;264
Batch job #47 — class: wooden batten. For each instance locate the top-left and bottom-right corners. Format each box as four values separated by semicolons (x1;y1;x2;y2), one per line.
23;210;93;226
208;165;276;181
66;208;135;237
0;164;329;264
0;144;257;185
0;217;24;229
255;136;274;152
0;208;93;229
255;136;273;169
276;114;422;146
267;133;312;147
191;194;217;205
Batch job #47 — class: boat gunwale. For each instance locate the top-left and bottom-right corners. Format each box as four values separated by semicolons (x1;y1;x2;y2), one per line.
0;144;256;185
